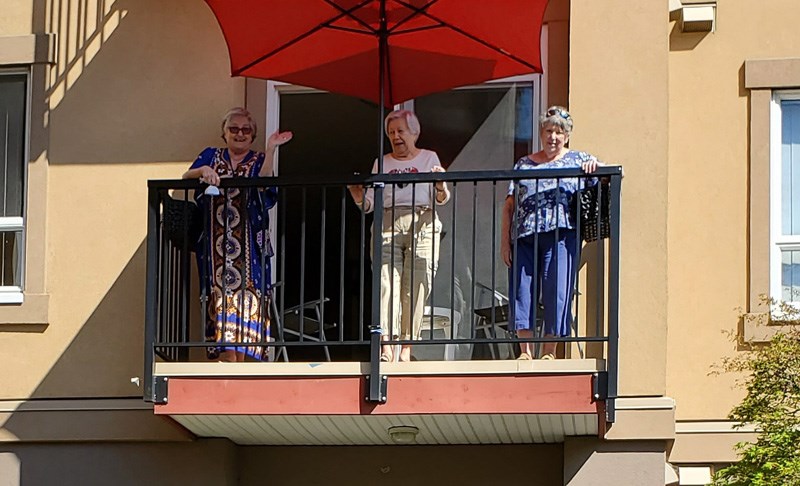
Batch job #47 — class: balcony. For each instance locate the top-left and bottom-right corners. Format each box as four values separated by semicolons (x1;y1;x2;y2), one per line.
144;167;623;446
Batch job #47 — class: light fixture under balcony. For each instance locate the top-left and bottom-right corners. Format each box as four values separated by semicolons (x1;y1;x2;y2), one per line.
388;425;419;444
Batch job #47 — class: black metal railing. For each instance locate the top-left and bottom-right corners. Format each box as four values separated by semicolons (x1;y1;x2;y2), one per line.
144;167;622;418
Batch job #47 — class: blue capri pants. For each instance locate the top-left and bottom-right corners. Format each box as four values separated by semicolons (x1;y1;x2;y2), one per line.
509;230;578;337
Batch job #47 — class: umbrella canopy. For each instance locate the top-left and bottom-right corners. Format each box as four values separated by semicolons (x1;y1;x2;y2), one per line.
205;0;549;106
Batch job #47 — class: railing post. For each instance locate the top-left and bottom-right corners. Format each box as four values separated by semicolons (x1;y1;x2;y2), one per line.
605;170;623;422
367;183;387;403
143;184;160;403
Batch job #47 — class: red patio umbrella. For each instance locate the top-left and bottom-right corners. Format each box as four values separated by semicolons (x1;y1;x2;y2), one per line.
204;0;549;107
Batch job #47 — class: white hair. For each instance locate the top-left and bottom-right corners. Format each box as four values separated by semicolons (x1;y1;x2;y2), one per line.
384;110;421;136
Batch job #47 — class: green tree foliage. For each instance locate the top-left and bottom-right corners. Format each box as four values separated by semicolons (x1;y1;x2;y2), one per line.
713;301;800;486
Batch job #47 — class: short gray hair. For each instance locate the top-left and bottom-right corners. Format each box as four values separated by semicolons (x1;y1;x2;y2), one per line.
384;110;421;136
221;107;257;141
539;105;573;135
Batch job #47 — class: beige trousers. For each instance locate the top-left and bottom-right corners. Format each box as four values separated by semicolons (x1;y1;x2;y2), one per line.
373;208;441;340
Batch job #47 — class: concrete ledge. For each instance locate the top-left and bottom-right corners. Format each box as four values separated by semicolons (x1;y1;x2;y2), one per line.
745;58;800;89
743;312;798;343
0;398;151;413
0;34;56;65
154;358;606;377
615;397;676;410
604;397;676;441
0;401;192;442
0;293;50;327
671;421;757;463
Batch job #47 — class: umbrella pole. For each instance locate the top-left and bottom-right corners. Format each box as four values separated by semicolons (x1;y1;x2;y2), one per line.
368;0;388;404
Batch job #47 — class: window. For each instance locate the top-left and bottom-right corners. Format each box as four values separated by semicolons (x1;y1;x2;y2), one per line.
771;92;800;304
0;71;28;303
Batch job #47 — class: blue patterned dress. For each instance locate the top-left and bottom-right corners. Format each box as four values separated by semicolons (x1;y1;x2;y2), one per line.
189;147;277;360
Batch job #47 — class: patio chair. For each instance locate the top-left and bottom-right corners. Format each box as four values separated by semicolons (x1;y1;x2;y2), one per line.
272;296;334;362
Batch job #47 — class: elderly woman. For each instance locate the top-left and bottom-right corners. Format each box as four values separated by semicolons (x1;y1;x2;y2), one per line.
501;106;604;360
348;110;450;362
183;107;293;362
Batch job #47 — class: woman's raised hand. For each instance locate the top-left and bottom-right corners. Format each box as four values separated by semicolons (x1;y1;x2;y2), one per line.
267;131;294;150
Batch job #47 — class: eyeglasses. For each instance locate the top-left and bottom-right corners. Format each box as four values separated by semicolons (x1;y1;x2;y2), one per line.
227;125;253;135
546;107;571;120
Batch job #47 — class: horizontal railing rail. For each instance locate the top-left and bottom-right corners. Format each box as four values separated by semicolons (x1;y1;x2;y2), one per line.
144;167;622;419
147;167;623;189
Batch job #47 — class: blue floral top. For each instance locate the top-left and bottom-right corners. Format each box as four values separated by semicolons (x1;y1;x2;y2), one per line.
507;150;598;239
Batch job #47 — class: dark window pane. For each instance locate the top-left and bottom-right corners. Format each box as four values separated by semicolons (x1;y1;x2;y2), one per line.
0;230;21;287
0;74;26;218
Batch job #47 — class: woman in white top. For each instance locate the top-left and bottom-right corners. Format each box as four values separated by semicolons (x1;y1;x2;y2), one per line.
349;110;450;362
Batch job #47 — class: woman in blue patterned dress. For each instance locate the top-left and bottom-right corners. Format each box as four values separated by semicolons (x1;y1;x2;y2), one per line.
183;107;293;362
501;106;604;360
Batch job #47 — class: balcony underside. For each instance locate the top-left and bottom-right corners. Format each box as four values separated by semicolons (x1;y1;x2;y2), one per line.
154;360;604;446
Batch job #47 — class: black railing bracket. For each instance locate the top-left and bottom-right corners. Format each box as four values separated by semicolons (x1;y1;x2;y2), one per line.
154;376;169;404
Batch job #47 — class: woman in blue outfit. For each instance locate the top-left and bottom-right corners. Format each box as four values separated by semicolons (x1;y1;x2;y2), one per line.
501;106;603;360
183;107;293;362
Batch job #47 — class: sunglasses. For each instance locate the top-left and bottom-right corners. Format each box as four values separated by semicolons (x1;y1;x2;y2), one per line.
546;108;571;120
227;125;253;135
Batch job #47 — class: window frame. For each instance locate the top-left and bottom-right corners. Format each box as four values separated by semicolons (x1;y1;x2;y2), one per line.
769;90;800;305
0;67;31;304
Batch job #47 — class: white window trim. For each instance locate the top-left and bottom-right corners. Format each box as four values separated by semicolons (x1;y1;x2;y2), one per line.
769;90;800;305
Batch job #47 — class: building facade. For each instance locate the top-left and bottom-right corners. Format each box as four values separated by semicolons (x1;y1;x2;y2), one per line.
1;0;798;484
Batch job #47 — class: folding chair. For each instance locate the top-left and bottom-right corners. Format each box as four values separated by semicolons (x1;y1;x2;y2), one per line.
472;282;546;359
274;297;333;362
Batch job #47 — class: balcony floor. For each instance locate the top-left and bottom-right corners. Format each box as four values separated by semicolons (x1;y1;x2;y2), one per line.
154;359;605;446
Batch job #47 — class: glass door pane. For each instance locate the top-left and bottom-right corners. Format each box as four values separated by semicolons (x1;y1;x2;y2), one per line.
781;99;800;236
413;82;537;358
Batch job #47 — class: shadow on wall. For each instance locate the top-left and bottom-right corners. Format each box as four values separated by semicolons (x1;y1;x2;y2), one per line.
668;20;710;52
241;444;565;486
0;439;239;486
31;0;245;164
8;241;147;403
0;240;196;445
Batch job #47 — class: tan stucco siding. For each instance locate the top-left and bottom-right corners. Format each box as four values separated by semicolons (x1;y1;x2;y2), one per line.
666;0;800;419
570;0;670;397
0;1;246;399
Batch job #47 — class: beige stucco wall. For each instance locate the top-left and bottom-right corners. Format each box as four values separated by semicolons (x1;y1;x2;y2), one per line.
543;0;570;107
665;0;800;420
0;442;561;486
0;439;239;486
0;0;248;401
0;1;33;35
564;438;667;486
570;0;670;397
2;0;796;458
